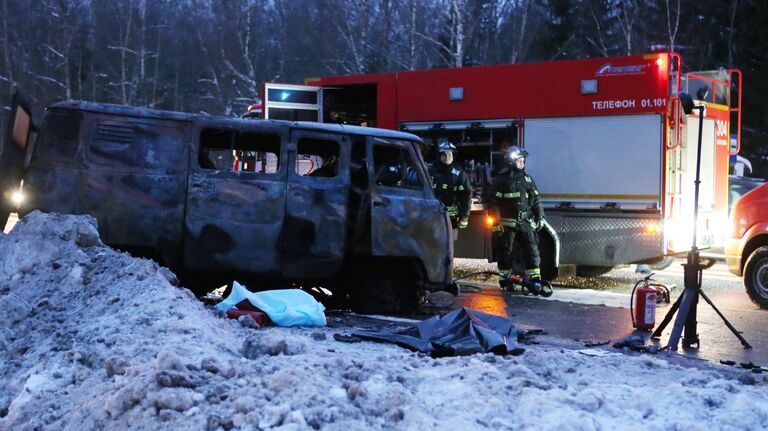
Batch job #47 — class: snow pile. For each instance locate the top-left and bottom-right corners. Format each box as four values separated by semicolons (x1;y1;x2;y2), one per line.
1;212;767;431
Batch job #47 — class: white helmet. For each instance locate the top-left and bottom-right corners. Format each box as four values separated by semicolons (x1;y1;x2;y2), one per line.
438;141;457;153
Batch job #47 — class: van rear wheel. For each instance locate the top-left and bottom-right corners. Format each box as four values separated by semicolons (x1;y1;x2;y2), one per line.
744;246;768;309
348;261;418;314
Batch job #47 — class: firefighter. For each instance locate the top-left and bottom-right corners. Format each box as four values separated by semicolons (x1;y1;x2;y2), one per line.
487;145;545;290
429;141;472;239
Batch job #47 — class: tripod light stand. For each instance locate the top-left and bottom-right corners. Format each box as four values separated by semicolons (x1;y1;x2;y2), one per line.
651;92;751;350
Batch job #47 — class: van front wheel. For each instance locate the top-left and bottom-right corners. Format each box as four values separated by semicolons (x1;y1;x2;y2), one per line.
744;246;768;309
348;261;418;314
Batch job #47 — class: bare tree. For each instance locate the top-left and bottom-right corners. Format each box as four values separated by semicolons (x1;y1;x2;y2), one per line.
614;0;640;55
727;0;738;66
664;0;681;53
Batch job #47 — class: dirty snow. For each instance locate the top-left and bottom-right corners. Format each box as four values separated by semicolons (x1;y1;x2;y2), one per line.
1;212;767;431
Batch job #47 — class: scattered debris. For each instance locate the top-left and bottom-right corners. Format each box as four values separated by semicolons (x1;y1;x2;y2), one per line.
423;290;456;308
578;349;617;357
581;339;611;348
613;333;659;354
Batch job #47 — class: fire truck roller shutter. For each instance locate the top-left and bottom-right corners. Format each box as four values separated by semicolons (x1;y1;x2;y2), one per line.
523;114;664;267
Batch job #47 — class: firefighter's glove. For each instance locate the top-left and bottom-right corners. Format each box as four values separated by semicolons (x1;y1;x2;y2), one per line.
459;218;469;229
491;224;504;233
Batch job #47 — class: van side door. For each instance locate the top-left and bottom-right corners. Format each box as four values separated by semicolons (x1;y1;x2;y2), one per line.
184;124;288;274
368;138;452;283
281;129;349;278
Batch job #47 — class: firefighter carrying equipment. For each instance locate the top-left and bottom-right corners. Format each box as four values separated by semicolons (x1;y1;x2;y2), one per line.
429;161;472;224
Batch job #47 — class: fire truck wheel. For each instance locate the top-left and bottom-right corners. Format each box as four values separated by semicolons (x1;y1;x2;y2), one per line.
744;246;768;309
575;265;614;277
348;261;418;314
648;256;675;270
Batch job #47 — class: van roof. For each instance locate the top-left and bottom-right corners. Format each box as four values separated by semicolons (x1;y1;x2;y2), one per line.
49;100;423;143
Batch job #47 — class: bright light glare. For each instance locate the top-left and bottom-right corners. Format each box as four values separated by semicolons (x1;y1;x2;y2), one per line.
280;91;290;101
485;216;495;226
645;224;658;234
10;190;24;206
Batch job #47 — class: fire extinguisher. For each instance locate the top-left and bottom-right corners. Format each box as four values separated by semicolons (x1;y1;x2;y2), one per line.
631;273;658;331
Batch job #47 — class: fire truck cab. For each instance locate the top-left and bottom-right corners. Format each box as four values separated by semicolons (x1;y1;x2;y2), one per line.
263;53;742;278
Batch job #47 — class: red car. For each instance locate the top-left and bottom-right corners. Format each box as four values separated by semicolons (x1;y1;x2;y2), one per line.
726;182;768;308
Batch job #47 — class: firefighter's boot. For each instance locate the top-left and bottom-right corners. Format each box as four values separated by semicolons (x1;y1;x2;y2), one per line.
524;269;554;298
524;269;543;296
498;270;515;292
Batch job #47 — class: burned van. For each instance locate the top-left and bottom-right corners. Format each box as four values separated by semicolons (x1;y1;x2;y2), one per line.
3;97;452;312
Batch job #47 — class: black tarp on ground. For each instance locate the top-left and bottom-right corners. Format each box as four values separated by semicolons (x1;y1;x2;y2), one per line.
341;308;523;356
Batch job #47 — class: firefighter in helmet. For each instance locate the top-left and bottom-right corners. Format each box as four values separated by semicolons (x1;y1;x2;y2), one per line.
487;145;545;289
429;141;472;239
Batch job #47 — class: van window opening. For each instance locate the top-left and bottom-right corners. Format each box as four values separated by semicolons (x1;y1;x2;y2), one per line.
37;111;80;160
296;138;340;177
199;129;280;173
373;143;423;190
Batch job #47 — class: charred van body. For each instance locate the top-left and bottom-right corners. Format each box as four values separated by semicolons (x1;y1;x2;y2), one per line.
4;98;452;312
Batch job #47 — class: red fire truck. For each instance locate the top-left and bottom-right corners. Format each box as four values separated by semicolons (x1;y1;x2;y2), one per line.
261;53;742;278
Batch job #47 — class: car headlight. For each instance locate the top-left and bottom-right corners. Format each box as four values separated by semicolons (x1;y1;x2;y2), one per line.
10;189;24;207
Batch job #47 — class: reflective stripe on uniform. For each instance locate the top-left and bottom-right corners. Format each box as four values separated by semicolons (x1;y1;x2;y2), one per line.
495;192;503;198
502;192;520;198
499;218;518;227
442;184;449;189
499;269;513;278
525;268;541;279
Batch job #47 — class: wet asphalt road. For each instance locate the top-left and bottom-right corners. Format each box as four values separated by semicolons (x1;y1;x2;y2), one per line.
455;258;768;369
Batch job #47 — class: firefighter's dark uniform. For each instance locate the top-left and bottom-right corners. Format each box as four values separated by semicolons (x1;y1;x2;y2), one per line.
487;168;544;281
429;162;472;236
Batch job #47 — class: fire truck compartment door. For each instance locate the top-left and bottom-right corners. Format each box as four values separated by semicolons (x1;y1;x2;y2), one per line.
263;83;322;122
523;114;662;210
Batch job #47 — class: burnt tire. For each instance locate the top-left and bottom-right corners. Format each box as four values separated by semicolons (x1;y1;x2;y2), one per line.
744;246;768;309
576;265;614;277
348;262;418;314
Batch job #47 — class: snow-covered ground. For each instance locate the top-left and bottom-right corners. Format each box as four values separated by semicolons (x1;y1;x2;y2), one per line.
1;212;767;431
